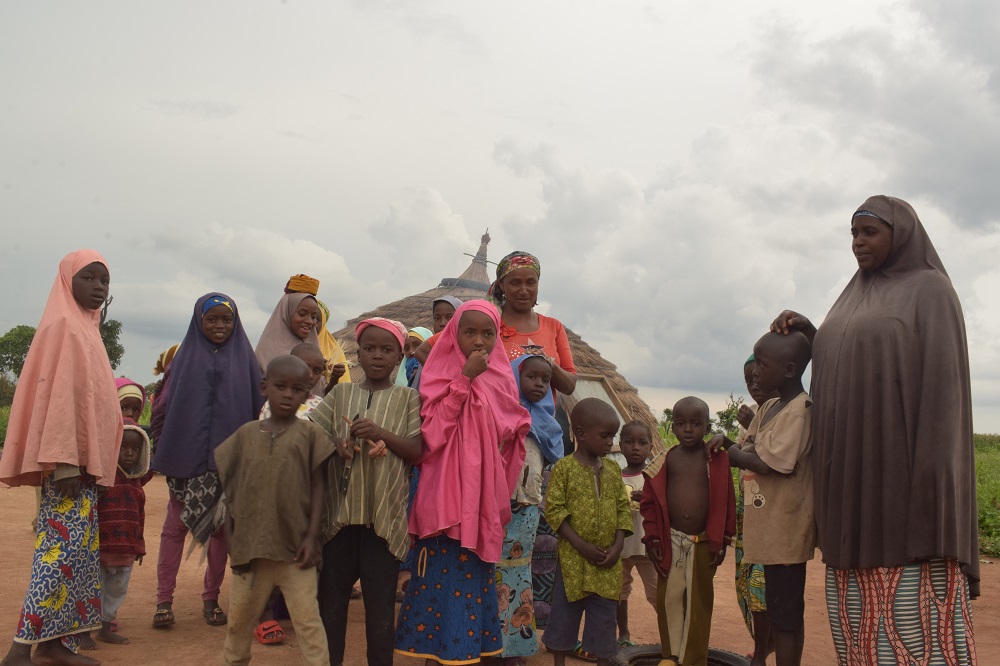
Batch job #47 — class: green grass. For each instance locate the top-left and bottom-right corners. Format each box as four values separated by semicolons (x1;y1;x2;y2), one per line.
976;434;1000;557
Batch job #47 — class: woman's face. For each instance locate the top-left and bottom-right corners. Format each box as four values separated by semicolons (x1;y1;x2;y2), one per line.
851;217;893;272
290;297;319;340
500;268;539;314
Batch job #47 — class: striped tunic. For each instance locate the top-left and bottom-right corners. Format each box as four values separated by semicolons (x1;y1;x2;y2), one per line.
309;383;421;561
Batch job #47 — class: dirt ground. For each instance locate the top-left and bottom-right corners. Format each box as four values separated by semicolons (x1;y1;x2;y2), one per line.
1;476;997;665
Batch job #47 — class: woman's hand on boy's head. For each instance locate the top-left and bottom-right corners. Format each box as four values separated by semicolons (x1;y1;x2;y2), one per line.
770;310;815;338
461;349;490;380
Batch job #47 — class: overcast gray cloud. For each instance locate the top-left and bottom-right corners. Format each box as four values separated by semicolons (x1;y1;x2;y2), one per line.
1;0;998;430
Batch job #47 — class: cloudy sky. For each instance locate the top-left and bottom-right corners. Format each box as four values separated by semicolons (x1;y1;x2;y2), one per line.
2;1;999;430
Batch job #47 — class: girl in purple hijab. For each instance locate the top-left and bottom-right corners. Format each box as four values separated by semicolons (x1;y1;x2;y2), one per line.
151;293;264;629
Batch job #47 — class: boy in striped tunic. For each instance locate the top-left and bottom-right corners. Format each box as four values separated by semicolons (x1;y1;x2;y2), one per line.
309;317;423;666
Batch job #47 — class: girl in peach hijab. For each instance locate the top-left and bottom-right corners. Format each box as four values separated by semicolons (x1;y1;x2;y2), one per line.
0;250;122;666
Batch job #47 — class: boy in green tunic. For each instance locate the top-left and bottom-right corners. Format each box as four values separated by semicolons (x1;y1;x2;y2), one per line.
542;398;632;665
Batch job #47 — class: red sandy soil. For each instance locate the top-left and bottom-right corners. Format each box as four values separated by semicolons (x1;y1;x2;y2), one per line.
1;476;997;665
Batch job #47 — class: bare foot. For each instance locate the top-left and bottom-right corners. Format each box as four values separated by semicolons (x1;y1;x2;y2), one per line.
28;639;101;666
75;634;96;651
93;624;127;646
0;642;34;666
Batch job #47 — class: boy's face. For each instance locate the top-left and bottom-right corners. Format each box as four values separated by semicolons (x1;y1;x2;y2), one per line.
619;425;652;466
432;301;456;333
262;366;311;418
119;430;144;468
290;297;319;341
201;305;235;344
71;262;110;311
403;336;422;358
671;403;709;449
120;397;144;422
744;362;771;406
751;345;789;396
292;349;325;389
576;414;620;458
357;326;403;382
456;311;497;358
518;357;552;403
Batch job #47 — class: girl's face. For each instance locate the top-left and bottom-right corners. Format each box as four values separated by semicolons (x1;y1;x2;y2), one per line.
71;262;110;310
120;397;143;422
500;268;539;314
432;301;456;333
518;357;552;403
290;297;319;340
404;336;422;358
201;305;235;344
118;430;144;468
456;310;497;358
851;217;893;272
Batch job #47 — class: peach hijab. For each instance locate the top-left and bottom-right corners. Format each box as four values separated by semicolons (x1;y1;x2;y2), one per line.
0;250;123;488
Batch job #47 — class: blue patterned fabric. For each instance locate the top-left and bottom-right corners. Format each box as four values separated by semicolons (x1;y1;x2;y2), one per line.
14;475;101;648
395;535;502;664
497;504;540;657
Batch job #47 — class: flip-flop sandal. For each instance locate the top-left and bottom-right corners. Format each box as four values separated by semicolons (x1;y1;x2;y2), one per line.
617;638;637;647
254;620;285;645
571;641;598;662
203;605;228;626
152;608;175;628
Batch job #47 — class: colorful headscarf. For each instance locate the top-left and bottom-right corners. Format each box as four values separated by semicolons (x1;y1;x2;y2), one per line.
744;354;755;367
316;299;352;384
153;343;180;376
409;326;433;343
410;300;530;563
432;295;463;314
489;251;541;304
201;295;233;315
115;377;146;406
0;250;123;488
355;317;407;350
511;353;564;464
284;273;320;295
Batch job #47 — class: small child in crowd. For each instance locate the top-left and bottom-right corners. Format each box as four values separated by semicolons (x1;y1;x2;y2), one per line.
215;355;335;666
115;377;146;422
642;397;735;666
711;332;814;666
80;419;154;649
260;342;326;419
616;420;657;648
397;326;432;388
309;317;422;666
542;397;632;666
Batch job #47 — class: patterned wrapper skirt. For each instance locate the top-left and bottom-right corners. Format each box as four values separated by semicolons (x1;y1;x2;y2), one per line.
14;474;102;648
497;504;540;658
395;535;502;664
826;558;977;666
734;476;766;637
532;465;557;628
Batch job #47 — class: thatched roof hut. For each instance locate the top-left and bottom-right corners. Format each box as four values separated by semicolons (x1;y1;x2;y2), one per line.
331;232;663;452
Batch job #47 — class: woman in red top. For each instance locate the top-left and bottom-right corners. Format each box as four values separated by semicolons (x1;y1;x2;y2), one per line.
489;250;577;397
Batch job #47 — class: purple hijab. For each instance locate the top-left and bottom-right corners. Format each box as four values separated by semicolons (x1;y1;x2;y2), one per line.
151;293;264;479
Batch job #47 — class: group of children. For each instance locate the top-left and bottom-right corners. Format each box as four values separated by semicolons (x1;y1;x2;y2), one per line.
0;251;819;666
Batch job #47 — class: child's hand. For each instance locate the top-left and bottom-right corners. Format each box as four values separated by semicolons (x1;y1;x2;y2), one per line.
350;419;384;444
329;363;346;382
737;404;755;429
630;489;643;503
294;536;323;570
597;541;623;569
710;545;728;568
54;476;82;500
334;436;357;461
462;350;490;380
646;538;665;575
706;434;728;455
573;539;607;565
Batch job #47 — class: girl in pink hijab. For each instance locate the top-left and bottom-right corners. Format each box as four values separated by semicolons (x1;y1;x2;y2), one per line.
395;300;530;665
0;250;121;666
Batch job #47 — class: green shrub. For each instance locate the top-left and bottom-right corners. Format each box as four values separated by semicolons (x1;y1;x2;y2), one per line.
0;404;9;446
976;434;1000;557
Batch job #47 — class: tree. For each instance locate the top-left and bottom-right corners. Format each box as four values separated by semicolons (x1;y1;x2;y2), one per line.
101;319;125;370
712;392;744;440
0;325;37;378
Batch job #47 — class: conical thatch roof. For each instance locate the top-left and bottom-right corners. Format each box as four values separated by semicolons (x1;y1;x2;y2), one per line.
331;234;663;452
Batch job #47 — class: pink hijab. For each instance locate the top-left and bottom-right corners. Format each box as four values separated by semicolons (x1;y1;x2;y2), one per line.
410;300;530;563
0;250;123;488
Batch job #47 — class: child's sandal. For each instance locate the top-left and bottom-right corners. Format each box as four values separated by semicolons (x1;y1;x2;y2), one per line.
571;641;598;662
254;620;285;645
152;608;175;628
203;605;228;626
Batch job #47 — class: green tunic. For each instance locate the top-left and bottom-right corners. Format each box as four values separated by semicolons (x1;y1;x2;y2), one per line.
309;383;421;561
546;455;633;602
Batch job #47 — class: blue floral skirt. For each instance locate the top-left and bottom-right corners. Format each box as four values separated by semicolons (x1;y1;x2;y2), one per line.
14;475;101;649
497;504;540;657
395;535;502;664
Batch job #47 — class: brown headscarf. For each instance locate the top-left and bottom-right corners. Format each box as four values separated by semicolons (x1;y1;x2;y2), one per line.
811;195;979;595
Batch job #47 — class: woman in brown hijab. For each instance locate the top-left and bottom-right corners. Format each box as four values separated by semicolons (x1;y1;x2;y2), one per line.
772;195;978;665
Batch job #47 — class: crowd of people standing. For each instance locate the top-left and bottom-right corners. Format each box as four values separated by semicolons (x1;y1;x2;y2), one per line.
0;196;982;666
